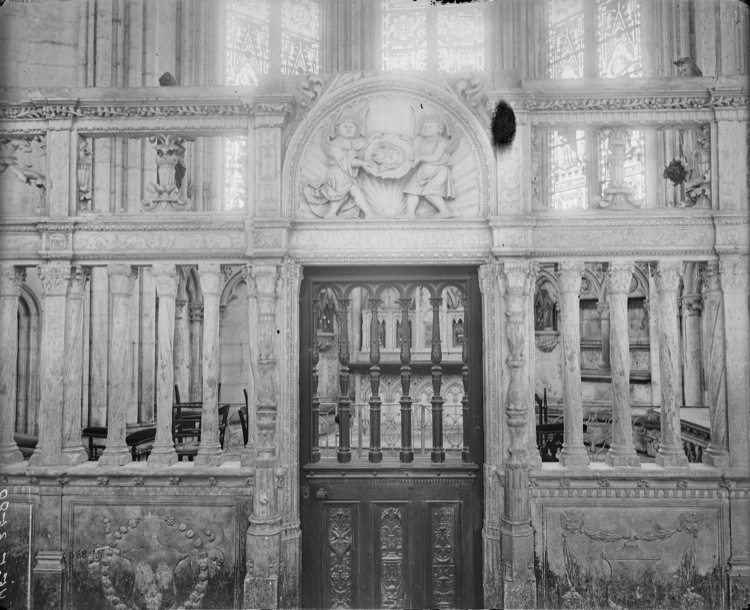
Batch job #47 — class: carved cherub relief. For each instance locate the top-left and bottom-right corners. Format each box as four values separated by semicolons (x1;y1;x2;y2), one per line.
403;107;462;218
299;101;466;220
302;106;379;219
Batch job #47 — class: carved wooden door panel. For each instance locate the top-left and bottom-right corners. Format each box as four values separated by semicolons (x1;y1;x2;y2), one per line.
300;267;484;609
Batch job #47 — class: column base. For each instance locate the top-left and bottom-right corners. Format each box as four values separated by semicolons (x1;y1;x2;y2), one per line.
703;445;730;467
605;446;640;468
655;445;689;468
0;441;24;465
148;443;178;467
98;445;131;466
60;447;87;466
195;443;226;467
559;446;590;468
28;444;44;466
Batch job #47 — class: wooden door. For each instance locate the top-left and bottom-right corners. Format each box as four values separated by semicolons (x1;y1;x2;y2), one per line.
300;267;484;609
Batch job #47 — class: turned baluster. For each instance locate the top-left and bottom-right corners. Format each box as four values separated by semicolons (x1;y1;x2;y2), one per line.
430;296;444;463
460;296;470;463
337;299;352;463
399;297;414;463
311;299;321;463
368;298;383;463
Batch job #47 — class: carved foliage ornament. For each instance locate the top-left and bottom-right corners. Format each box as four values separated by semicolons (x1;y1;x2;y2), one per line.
87;515;226;610
141;134;192;212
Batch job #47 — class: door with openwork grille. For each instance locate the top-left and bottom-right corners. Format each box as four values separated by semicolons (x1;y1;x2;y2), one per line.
300;267;484;609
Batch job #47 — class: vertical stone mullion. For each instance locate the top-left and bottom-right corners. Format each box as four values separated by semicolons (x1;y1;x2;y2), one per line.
0;265;26;464
681;294;703;406
718;255;750;468
605;262;640;467
29;264;69;466
598;301;611;371
174;296;189;403
61;267;88;465
653;261;689;468
189;303;203;401
556;261;589;468
99;264;137;467
701;262;729;467
196;263;225;466
149;264;179;467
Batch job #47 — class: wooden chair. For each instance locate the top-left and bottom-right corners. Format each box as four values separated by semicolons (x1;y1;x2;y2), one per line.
173;401;202;461
238;389;249;446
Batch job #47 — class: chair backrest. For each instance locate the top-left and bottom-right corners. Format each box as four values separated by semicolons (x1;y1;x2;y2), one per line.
243;388;248;409
172;402;202;444
219;403;230;448
238;406;249;446
174;384;181;405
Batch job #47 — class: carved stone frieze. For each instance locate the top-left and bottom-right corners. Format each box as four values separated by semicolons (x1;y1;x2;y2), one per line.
523;93;748;112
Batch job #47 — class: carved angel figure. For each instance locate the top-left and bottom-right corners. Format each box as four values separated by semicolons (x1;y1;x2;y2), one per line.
403;112;461;218
303;109;378;219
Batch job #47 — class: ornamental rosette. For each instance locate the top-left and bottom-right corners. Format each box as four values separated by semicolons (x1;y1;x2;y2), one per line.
679;512;704;536
560;510;585;534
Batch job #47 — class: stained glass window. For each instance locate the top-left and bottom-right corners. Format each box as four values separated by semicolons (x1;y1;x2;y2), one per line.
281;0;321;75
226;0;269;86
597;0;642;77
547;0;642;79
382;0;485;72
382;0;427;71
548;0;585;79
224;136;248;211
548;129;588;209
226;0;320;86
437;7;485;72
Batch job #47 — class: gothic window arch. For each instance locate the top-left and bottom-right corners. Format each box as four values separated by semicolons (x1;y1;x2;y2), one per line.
381;0;486;72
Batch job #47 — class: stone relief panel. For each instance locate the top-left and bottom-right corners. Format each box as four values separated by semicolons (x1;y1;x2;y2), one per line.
68;500;242;609
289;77;490;221
0;136;46;216
536;504;725;609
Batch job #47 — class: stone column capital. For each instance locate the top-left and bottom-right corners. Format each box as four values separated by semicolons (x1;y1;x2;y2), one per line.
653;260;683;293
0;265;25;297
188;303;204;322
556;261;585;294
38;263;71;296
198;263;223;297
153;264;179;298
681;294;703;315
502;260;533;295
107;264;137;295
718;255;748;293
606;261;635;294
67;266;89;298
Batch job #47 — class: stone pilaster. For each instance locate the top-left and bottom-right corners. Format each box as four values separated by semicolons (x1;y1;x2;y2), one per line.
499;261;536;610
598;301;611;371
195;263;225;466
243;262;283;609
479;262;503;609
61;267;88;465
99;265;137;467
174;297;189;403
556;261;589;468
718;255;750;468
653;261;689;468
0;265;25;464
701;262;729;467
29;264;69;466
149;264;179;467
88;267;108;427
189;303;203;401
253;102;291;218
605;262;640;467
681;294;703;407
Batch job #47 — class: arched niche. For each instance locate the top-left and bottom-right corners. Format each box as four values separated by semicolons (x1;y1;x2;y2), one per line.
283;74;495;221
16;283;41;435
